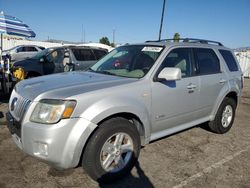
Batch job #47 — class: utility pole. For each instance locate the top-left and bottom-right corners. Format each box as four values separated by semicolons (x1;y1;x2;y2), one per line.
158;0;166;40
81;24;83;43
112;29;115;46
84;29;85;43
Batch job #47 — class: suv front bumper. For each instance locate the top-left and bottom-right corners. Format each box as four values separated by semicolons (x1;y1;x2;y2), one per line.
6;112;97;169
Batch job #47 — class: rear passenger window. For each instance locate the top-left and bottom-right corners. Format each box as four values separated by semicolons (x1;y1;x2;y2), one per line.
72;49;95;61
25;47;38;52
93;49;107;60
219;50;239;71
195;48;220;75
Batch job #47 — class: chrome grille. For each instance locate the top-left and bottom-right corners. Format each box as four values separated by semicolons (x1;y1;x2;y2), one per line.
12;95;31;121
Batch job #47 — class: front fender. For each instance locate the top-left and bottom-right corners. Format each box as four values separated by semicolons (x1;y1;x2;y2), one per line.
80;97;151;143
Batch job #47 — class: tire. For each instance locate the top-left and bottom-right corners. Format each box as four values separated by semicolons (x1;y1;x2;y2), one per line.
209;97;236;134
82;117;141;183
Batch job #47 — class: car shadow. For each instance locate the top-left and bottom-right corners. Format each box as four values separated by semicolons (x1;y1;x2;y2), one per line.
98;161;154;188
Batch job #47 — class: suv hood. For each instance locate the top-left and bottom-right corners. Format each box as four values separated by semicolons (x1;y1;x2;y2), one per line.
13;58;38;66
15;71;137;101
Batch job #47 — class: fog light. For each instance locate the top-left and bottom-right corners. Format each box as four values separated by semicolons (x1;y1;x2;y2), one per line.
34;142;48;157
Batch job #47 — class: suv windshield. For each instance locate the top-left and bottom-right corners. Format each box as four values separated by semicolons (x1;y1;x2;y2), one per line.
90;45;164;78
31;48;53;59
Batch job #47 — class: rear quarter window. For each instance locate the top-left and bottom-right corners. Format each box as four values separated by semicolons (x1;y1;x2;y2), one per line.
219;50;239;72
195;48;220;75
93;49;108;60
72;49;96;61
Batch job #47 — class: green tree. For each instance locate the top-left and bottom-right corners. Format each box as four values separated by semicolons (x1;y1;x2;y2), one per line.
99;37;111;46
173;33;180;42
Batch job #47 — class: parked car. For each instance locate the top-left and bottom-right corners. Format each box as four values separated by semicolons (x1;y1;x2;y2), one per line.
12;46;108;79
2;45;45;62
6;38;243;183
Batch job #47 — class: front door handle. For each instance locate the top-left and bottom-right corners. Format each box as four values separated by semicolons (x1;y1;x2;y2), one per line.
187;83;197;93
187;83;197;89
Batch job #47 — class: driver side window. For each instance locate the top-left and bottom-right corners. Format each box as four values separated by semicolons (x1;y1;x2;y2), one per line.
160;48;192;78
160;48;193;78
46;49;64;64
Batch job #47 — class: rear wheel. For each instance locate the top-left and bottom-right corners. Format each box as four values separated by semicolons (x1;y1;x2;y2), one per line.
82;117;141;183
209;97;236;134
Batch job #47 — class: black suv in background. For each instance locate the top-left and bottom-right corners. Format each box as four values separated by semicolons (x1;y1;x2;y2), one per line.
12;46;108;78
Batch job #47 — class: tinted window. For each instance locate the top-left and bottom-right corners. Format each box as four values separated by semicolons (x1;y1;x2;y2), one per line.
195;48;220;75
16;47;25;52
38;46;45;50
160;48;193;77
219;50;238;71
93;49;108;59
25;47;38;52
72;49;95;61
46;49;64;64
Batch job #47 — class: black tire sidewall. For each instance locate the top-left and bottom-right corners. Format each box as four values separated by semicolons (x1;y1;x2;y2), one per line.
214;98;236;133
82;118;141;182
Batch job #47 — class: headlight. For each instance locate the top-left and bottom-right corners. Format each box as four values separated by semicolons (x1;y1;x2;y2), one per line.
30;99;76;124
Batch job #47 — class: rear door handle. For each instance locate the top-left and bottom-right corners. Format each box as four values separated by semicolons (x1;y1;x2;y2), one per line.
219;79;227;84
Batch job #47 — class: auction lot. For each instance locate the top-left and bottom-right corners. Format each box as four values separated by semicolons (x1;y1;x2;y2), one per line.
0;79;249;188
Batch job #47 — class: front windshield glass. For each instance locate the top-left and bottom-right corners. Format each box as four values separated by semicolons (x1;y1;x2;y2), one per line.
90;45;164;78
31;48;53;59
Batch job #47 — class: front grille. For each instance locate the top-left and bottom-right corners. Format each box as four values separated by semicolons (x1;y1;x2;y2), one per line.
12;95;31;121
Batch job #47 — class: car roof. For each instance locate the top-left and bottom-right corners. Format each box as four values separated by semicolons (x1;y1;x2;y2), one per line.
55;45;108;51
127;38;232;51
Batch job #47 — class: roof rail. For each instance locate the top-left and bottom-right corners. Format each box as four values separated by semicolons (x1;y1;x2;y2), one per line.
145;38;223;46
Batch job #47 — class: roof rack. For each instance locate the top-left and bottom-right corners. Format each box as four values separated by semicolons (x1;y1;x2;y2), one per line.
145;38;223;46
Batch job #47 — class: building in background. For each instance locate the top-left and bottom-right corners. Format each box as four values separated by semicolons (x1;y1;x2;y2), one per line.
235;50;250;78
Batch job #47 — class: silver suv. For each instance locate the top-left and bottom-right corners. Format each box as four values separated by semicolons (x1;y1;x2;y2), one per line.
6;38;243;182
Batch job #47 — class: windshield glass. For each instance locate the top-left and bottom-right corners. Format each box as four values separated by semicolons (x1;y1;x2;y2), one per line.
90;45;164;78
31;48;53;59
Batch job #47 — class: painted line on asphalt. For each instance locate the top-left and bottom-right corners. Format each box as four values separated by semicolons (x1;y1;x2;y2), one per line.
173;146;250;188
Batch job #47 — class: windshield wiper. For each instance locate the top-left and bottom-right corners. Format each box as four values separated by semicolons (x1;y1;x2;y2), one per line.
95;70;116;75
87;68;117;76
87;67;94;72
95;70;117;76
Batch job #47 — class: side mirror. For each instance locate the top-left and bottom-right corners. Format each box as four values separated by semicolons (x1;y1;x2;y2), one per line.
158;67;182;81
64;52;70;58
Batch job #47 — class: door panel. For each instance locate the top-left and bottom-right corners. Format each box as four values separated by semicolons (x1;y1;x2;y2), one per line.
151;77;199;133
151;48;200;133
197;73;227;117
193;48;228;118
75;60;97;70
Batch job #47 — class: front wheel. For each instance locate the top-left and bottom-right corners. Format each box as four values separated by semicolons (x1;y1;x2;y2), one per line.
209;97;236;134
82;117;141;183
